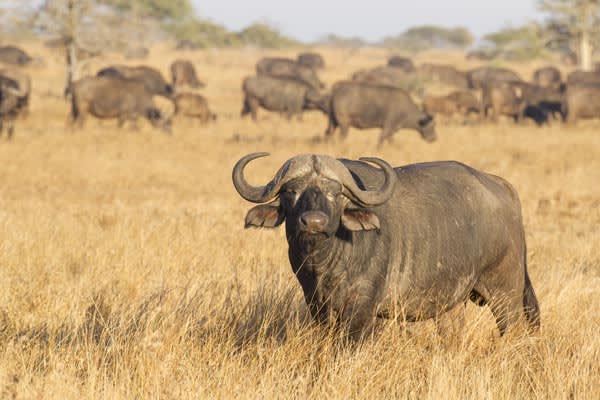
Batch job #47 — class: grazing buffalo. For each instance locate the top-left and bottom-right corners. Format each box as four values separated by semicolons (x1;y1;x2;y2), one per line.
566;70;600;86
351;66;418;91
297;52;325;69
170;59;205;91
533;66;562;88
241;75;325;121
562;85;600;123
326;81;436;147
233;153;540;338
417;63;468;88
70;76;171;132
0;45;32;66
256;57;325;90
467;66;522;89
174;93;216;123
97;65;173;98
387;56;415;73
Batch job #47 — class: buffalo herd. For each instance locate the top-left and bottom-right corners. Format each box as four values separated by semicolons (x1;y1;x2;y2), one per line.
4;44;600;141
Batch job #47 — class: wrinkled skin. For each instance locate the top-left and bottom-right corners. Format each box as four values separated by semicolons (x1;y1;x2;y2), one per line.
297;52;326;69
241;75;326;120
70;76;171;133
174;93;216;123
533;66;562;88
0;45;32;66
233;153;541;339
326;81;436;148
170;59;205;91
97;65;173;98
256;57;325;90
417;63;468;88
467;66;522;89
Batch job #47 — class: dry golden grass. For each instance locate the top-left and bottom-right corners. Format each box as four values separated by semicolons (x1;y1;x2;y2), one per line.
0;43;598;399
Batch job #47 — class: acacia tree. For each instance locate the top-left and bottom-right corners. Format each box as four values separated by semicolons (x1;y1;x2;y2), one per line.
540;0;600;70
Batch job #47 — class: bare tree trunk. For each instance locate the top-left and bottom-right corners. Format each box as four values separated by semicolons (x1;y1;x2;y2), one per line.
580;2;594;71
580;29;592;70
64;0;77;99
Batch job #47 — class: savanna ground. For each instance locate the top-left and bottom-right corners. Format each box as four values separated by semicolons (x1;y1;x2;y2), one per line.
0;43;598;399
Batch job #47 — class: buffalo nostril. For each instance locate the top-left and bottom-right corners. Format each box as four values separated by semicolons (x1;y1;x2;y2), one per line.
299;211;329;232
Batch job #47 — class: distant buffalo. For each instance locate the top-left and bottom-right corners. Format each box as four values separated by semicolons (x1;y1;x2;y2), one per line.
0;68;31;138
0;46;32;66
297;52;325;69
70;76;171;132
170;59;205;91
241;75;325;121
256;57;325;90
174;93;216;123
97;65;173;98
325;81;436;147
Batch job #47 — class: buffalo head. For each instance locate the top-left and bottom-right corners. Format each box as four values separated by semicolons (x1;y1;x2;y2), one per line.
232;153;396;238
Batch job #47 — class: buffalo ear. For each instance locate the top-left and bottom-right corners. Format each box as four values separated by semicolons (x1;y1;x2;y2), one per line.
342;209;380;231
244;203;284;229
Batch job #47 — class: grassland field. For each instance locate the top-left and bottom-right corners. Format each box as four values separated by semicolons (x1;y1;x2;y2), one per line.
0;42;598;399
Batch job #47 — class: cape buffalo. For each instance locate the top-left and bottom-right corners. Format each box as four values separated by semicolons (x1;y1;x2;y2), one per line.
97;65;173;98
256;57;325;90
423;91;479;119
174;93;216;123
70;76;171;133
233;153;540;338
170;59;205;91
325;81;436;147
241;75;325;121
0;46;32;66
467;66;522;89
533;66;562;88
0;69;30;138
297;52;325;69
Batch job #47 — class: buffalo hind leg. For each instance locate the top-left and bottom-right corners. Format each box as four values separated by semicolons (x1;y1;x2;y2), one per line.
473;252;526;336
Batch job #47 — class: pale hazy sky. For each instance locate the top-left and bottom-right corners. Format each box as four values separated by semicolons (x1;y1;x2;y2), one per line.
193;0;540;42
